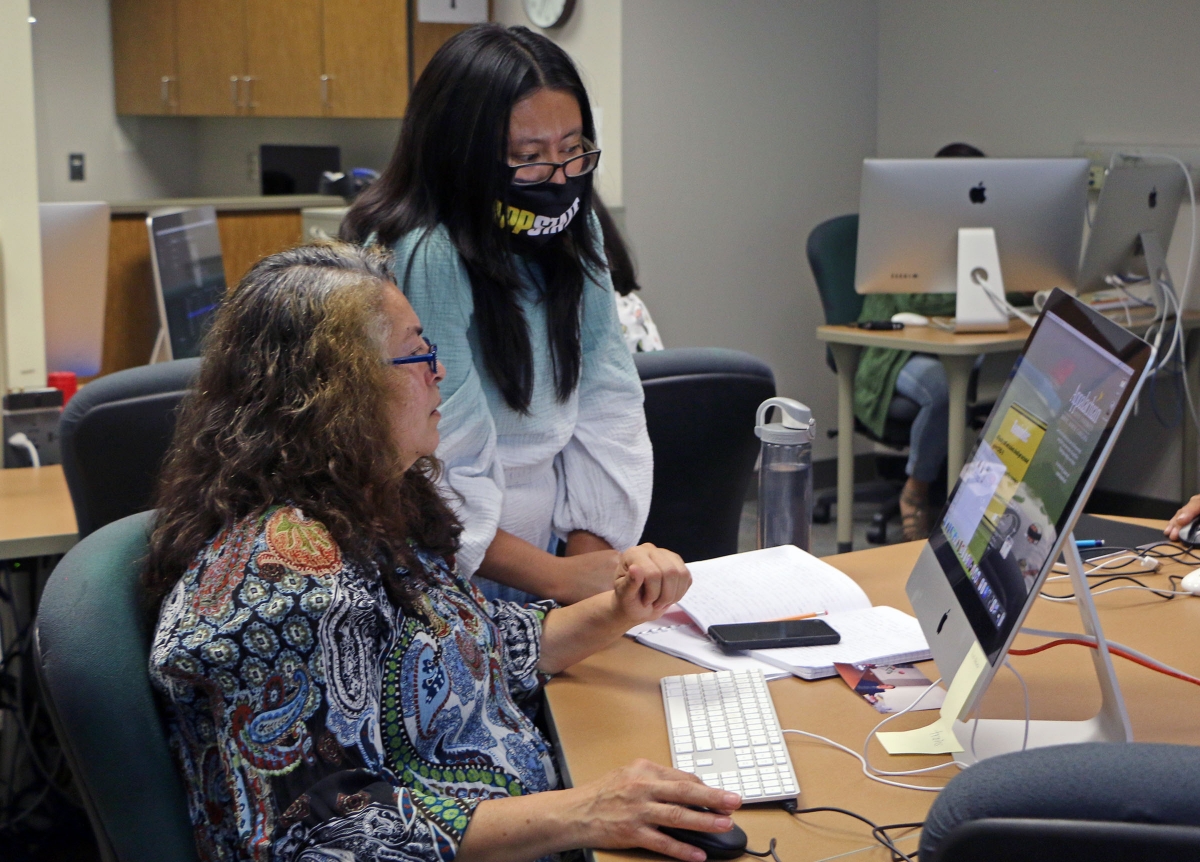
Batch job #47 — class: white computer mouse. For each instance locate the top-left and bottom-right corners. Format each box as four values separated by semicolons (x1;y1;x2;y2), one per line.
891;312;930;327
1181;570;1200;595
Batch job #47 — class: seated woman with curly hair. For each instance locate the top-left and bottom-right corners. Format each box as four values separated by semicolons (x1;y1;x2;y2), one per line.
143;242;738;862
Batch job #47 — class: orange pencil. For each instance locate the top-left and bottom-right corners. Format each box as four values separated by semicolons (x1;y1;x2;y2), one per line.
770;610;828;622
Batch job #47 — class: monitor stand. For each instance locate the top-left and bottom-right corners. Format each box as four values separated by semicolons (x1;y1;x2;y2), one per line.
149;327;170;364
950;535;1133;766
955;227;1011;333
1138;229;1175;320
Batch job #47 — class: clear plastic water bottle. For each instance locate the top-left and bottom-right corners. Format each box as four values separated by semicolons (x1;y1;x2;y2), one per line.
755;397;815;552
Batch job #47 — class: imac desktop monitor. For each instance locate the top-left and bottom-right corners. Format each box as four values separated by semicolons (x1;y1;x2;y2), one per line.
147;206;226;361
40;202;110;377
905;289;1152;719
855;158;1089;295
1077;162;1186;295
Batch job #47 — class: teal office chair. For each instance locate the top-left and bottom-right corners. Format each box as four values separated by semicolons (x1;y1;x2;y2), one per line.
34;511;199;862
807;214;918;543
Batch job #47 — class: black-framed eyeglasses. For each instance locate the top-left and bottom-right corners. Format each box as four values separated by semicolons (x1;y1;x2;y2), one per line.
506;141;602;187
390;338;438;374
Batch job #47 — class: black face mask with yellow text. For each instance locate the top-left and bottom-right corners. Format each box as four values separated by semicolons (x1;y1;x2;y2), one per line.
494;174;588;252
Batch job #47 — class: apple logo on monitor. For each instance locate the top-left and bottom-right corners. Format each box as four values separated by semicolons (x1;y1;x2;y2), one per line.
969;183;987;204
1149;187;1158;209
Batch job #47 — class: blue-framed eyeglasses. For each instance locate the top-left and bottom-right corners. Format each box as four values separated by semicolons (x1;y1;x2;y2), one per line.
390;338;438;373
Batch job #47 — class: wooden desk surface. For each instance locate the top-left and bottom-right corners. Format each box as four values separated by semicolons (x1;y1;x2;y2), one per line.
0;465;79;560
815;321;1031;354
545;529;1200;862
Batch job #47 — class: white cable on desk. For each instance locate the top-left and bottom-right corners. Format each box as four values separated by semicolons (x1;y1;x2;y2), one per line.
6;433;39;469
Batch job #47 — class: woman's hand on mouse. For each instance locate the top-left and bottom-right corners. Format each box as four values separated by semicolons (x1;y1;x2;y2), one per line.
1166;494;1200;541
613;543;691;626
457;760;739;862
559;759;740;862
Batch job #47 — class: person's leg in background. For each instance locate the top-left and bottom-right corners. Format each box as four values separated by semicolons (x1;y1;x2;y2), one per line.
893;354;948;540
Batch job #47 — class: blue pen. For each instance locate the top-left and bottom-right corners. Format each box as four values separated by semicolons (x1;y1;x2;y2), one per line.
1075;539;1104;549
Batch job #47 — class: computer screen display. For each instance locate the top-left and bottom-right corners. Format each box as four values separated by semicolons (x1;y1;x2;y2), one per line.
147;206;226;360
928;290;1152;659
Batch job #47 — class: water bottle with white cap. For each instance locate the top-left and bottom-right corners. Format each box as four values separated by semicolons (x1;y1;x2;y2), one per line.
755;397;815;552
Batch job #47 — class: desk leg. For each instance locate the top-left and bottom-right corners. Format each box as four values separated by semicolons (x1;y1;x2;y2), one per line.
944;355;975;485
828;344;861;554
1185;329;1200;501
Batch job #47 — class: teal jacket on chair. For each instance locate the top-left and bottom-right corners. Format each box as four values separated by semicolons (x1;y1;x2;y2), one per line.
34;511;199;862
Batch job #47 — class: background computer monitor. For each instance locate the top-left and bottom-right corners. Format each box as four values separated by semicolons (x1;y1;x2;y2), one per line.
1077;162;1186;295
146;206;226;361
260;144;341;195
905;290;1152;730
855;158;1090;295
39;202;110;377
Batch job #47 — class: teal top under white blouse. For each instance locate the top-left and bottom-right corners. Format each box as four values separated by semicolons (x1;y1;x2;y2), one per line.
390;220;652;583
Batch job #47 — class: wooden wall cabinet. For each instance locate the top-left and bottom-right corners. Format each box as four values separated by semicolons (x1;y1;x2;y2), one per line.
113;0;477;119
111;0;179;115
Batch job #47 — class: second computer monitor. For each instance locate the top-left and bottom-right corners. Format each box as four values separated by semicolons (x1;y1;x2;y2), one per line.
1077;162;1186;295
147;206;226;361
855;158;1089;295
905;290;1152;735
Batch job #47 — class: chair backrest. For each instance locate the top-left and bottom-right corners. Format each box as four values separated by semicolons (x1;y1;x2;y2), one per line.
806;213;862;326
59;359;199;538
635;347;775;562
921;741;1200;862
34;511;199;862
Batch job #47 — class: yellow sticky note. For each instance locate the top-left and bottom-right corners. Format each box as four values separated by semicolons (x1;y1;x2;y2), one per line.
876;641;988;755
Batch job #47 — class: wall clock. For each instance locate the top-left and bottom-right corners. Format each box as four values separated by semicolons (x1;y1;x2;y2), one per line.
524;0;576;29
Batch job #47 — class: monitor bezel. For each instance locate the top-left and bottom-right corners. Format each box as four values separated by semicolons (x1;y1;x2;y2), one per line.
926;288;1154;664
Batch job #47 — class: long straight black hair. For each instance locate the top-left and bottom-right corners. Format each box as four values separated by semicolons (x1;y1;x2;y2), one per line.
342;24;606;413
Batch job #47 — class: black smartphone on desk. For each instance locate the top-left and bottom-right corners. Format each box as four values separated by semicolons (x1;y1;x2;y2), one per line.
708;619;841;651
856;320;904;330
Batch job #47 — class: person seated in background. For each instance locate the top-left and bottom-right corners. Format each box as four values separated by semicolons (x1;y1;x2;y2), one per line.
143;243;736;862
854;141;986;540
595;197;665;353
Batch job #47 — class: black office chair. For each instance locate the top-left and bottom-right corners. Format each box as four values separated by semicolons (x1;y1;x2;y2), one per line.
922;742;1200;861
59;359;199;538
636;348;775;562
34;511;200;862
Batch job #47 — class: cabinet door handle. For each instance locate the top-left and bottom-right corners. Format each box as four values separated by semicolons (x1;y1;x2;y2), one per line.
320;73;334;107
230;75;241;108
242;76;257;109
160;75;178;108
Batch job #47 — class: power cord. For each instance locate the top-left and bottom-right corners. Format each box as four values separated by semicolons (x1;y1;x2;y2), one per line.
780;801;922;861
5;434;39;469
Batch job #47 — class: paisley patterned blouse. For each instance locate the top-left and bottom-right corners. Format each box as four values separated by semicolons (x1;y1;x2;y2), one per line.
150;506;559;862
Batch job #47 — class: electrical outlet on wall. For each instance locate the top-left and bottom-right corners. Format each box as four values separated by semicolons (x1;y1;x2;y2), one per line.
69;152;85;182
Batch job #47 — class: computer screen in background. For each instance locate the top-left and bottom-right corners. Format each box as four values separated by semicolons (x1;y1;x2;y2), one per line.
260;144;341;195
39;202;110;378
855;158;1089;302
905;289;1153;761
1077;162;1186;302
147;206;226;362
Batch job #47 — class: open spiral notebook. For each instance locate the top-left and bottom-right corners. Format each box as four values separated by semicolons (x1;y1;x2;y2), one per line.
626;545;931;680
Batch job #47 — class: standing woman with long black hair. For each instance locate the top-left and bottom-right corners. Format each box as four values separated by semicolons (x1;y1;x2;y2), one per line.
343;25;654;604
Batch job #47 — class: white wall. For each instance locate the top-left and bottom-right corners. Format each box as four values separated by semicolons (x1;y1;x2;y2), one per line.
494;0;622;206
0;0;47;391
878;0;1200;502
29;0;198;201
623;0;879;461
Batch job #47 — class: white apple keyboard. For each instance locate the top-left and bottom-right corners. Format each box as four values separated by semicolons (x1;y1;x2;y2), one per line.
661;669;799;802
